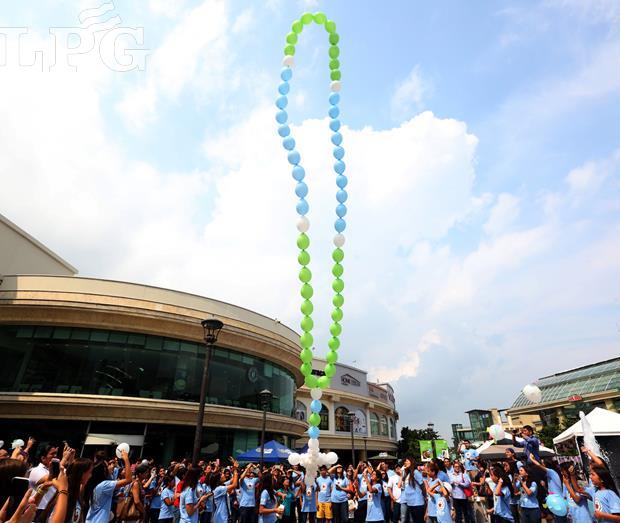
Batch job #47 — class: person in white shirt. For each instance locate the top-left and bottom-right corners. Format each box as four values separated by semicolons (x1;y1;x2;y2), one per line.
28;445;59;518
387;466;403;523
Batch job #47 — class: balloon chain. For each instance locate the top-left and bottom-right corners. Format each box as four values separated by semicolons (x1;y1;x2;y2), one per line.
276;12;347;441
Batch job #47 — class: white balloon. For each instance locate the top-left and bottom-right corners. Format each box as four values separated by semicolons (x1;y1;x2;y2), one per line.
333;234;345;247
116;442;130;458
326;452;339;465
310;388;322;400
330;81;342;92
288;453;301;466
308;438;319;450
282;56;294;67
0;440;3;449
522;384;542;404
489;425;505;441
297;216;310;233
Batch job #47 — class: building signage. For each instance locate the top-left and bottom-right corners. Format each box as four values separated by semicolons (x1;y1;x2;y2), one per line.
568;395;583;402
341;373;360;387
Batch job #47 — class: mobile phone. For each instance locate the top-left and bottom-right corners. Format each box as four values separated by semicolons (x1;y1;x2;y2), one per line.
10;477;30;499
50;458;61;479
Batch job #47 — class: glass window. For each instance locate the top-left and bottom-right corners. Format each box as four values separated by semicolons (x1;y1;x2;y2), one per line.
319;406;329;430
370;412;379;436
295;401;307;422
335;406;351;432
389;417;395;439
380;415;388;436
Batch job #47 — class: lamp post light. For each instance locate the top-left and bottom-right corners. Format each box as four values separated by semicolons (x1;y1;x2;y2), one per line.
192;318;224;465
347;411;356;465
259;389;273;469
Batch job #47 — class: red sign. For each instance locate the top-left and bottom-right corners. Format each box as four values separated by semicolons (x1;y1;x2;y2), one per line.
568;395;583;402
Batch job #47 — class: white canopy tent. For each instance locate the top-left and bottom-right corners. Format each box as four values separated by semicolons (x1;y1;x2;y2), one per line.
553;407;620;445
476;436;555;455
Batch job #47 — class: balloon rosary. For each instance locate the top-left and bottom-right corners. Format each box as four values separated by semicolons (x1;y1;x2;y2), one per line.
276;12;344;484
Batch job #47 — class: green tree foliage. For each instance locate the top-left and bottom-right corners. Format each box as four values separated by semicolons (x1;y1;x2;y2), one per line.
398;426;440;459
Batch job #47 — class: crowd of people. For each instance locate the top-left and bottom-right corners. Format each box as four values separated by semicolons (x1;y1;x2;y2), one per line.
0;428;618;523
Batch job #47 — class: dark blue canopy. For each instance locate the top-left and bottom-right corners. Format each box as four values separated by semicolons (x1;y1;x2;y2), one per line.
236;440;293;462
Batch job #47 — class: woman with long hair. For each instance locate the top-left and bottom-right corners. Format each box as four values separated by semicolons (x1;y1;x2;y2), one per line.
559;463;591;523
530;457;565;523
208;459;239;523
488;465;514;523
515;465;539;523
258;472;279;523
590;465;620;523
84;450;132;523
425;461;452;523
64;458;94;523
398;457;425;523
503;461;520;523
449;461;473;523
179;466;212;523
276;476;295;523
158;475;176;523
363;468;385;523
331;465;353;523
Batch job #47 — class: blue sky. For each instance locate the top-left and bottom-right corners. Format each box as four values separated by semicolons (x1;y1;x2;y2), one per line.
1;0;619;441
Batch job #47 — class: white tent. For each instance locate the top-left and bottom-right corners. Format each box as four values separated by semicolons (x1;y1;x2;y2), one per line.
553;407;620;444
476;436;555;455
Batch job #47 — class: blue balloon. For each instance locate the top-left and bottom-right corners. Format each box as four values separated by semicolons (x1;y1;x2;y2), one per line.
308;426;320;439
283;137;295;150
336;175;348;188
335;218;346;232
333;146;345;160
295;182;308;198
278;125;290;137
310;399;322;413
296;199;309;215
329;119;341;132
276;110;288;124
334;160;346;174
336;189;348;203
276;96;288;109
336;204;347;217
329;93;340;105
329;106;340;118
546;495;568;517
278;82;290;95
331;132;342;146
292;165;305;181
288;150;301;165
281;67;292;82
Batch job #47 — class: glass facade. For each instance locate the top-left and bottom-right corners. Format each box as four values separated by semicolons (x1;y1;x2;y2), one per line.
0;325;296;416
370;413;379;436
467;410;493;442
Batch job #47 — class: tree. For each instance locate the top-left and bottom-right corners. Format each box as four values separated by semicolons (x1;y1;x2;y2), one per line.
537;421;566;448
398;426;440;459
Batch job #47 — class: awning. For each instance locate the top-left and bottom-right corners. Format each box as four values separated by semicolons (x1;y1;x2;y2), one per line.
553;407;620;445
84;433;145;446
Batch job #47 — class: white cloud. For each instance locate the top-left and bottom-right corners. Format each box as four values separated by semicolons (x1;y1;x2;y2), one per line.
484;193;520;236
391;66;429;118
148;0;186;18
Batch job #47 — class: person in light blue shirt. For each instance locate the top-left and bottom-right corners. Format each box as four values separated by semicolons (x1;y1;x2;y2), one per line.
530;457;567;523
239;463;260;523
159;476;177;523
180;466;213;523
85;450;133;523
209;463;239;523
425;462;453;523
354;463;368;523
515;465;540;523
330;465;351;523
590;466;620;523
316;466;334;523
259;472;279;523
363;470;384;522
300;482;317;523
399;458;425;523
489;466;514;523
458;442;478;474
559;463;592;523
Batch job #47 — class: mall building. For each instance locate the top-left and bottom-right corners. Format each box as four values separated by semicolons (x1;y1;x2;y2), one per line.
0;213;398;463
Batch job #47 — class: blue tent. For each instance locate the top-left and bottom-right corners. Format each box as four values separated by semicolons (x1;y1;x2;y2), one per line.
236;440;293;463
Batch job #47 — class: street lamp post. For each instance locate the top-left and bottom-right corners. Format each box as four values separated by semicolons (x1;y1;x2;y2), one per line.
259;389;273;469
347;411;356;465
363;436;368;461
192;319;224;465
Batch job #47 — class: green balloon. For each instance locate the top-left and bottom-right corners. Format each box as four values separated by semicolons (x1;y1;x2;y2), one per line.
328;336;340;350
300;331;313;348
331;308;343;322
326;350;338;364
317;375;330;389
332;248;344;263
300;347;313;363
299;267;312;283
324;363;336;378
286;32;298;45
329;46;340;59
329;33;340;45
332;263;344;277
292;20;303;34
300;362;313;376
284;44;296;56
330;322;342;337
313;12;327;24
297;233;310;250
305;374;318;388
331;70;341;81
300;315;314;332
329;59;340;71
332;278;344;293
301;299;314;315
301;12;313;25
325;20;337;34
301;283;314;299
298;250;310;266
308;412;321;426
333;293;344;307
